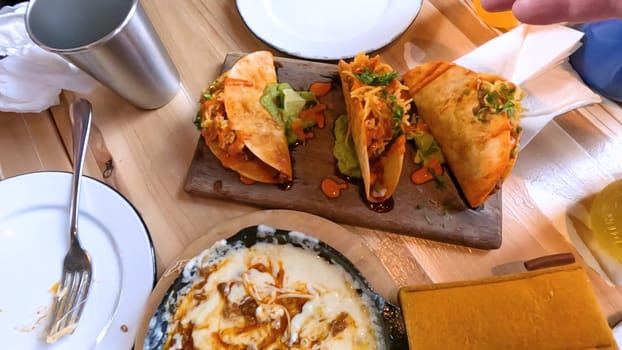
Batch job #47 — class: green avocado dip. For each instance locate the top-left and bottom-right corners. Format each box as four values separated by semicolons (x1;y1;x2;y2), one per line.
260;82;318;145
332;114;361;178
410;131;444;165
332;114;445;181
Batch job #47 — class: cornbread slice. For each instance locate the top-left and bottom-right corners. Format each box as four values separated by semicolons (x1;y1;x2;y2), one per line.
399;264;617;349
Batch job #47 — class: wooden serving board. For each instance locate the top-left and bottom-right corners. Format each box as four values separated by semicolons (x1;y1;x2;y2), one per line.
185;53;502;249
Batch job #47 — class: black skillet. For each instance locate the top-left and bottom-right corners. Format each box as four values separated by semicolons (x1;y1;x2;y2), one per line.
142;225;408;349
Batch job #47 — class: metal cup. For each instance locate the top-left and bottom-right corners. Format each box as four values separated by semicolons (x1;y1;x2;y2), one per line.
25;0;180;109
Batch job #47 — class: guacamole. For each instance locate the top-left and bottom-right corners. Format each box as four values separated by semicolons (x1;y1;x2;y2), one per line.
260;82;317;145
411;131;444;165
333;114;361;178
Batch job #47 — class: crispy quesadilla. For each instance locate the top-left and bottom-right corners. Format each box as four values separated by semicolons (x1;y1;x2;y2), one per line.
403;61;524;208
196;51;292;184
338;53;414;203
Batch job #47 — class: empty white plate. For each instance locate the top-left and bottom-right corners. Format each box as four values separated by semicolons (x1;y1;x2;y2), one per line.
236;0;423;61
0;172;155;349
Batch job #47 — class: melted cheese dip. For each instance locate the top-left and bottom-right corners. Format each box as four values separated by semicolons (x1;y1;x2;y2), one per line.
163;241;381;350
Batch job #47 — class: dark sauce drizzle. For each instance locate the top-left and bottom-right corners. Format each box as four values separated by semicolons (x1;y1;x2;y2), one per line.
334;164;394;213
277;181;293;191
359;185;395;213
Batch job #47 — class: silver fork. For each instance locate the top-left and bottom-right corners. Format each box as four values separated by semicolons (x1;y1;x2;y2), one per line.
46;98;94;343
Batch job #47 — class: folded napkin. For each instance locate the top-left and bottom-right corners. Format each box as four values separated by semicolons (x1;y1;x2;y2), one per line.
0;3;97;113
404;24;602;149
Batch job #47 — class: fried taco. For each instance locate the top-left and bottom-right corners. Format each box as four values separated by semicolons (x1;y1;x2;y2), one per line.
196;51;292;184
403;61;524;208
338;53;413;203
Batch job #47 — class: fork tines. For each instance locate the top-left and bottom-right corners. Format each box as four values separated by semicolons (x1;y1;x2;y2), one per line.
46;265;92;343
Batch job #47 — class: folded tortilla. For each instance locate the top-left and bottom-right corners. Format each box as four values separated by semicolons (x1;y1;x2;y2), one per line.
403;61;524;208
198;51;292;184
338;53;412;203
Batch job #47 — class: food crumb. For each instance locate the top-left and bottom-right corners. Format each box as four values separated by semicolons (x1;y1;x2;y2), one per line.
120;324;129;333
49;281;60;294
163;259;190;278
16;305;49;333
424;215;433;225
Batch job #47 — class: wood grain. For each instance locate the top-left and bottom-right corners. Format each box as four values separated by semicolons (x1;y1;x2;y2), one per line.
3;0;622;335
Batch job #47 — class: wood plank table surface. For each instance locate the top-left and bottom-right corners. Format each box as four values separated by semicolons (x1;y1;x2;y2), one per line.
2;0;622;338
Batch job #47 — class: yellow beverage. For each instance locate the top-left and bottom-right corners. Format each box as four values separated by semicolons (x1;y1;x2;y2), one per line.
473;0;519;29
590;179;622;263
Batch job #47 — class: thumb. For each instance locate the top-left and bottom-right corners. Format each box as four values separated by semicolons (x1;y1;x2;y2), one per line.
480;0;516;12
512;0;622;24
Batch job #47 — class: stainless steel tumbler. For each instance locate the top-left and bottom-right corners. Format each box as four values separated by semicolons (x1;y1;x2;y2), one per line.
25;0;180;109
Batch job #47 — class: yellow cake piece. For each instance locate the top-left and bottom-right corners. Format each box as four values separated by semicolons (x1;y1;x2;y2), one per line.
398;264;617;350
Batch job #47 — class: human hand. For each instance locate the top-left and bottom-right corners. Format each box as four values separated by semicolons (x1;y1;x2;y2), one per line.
480;0;622;24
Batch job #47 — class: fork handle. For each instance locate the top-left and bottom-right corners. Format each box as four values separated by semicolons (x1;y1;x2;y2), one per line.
69;99;92;243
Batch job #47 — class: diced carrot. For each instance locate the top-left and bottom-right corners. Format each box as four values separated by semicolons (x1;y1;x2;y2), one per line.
411;167;432;184
410;159;443;185
428;158;443;175
309;81;332;97
299;103;327;129
291;120;307;142
317;114;326;129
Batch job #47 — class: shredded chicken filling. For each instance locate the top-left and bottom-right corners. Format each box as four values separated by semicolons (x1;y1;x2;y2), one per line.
164;255;360;350
198;75;250;160
342;55;413;196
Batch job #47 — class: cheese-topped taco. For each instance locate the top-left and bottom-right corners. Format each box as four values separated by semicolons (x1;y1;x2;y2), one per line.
403;61;524;208
338;53;414;203
196;51;292;184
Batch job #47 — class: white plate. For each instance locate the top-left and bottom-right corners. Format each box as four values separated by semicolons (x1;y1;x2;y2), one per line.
235;0;423;61
0;172;156;349
614;321;622;347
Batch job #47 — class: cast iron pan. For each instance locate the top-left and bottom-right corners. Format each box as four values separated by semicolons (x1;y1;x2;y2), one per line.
142;225;407;349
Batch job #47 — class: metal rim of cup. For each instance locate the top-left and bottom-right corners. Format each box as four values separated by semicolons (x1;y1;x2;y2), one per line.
24;0;139;54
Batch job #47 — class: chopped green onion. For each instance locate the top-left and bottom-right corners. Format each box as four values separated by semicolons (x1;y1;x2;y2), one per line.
193;111;202;130
356;67;397;86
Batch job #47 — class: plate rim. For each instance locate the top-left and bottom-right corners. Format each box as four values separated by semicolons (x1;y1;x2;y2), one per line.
0;170;157;349
234;0;423;61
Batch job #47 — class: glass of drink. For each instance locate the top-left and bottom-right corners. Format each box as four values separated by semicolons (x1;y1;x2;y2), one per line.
25;0;180;110
590;179;622;262
472;0;519;29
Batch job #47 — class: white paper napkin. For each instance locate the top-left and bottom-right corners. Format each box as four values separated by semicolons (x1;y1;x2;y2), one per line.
0;3;97;113
404;24;602;149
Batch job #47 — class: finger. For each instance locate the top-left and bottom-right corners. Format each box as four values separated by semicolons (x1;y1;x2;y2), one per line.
480;0;516;12
512;0;622;24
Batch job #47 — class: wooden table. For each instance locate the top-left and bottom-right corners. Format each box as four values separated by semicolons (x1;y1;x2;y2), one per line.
2;0;622;332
